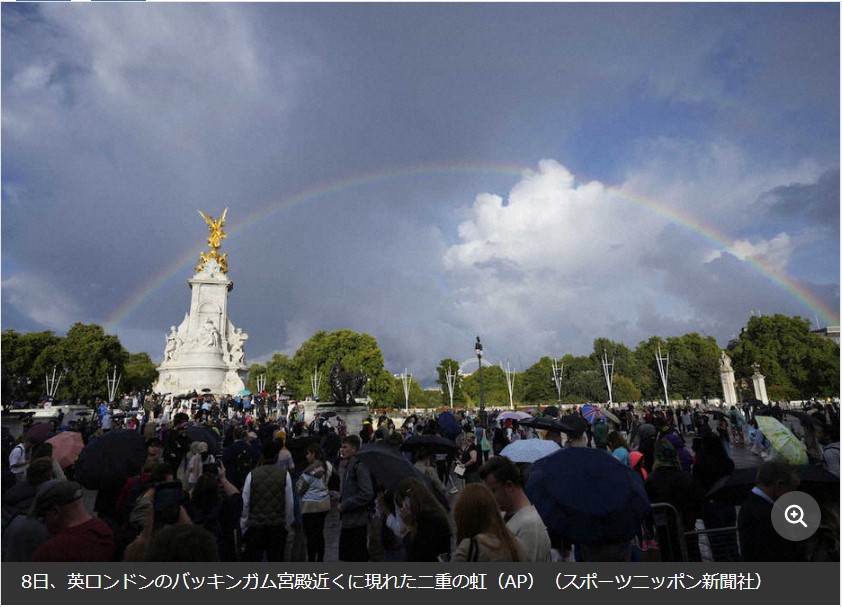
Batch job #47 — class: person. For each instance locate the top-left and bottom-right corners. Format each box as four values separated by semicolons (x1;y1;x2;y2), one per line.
2;458;55;561
737;460;802;561
8;435;32;482
186;441;215;490
297;443;331;562
275;435;295;475
188;461;242;561
460;432;482;484
451;483;526;562
645;439;704;560
592;418;609;450
146;523;219;561
412;447;448;509
240;442;293;562
607;431;630;466
337;435;374;561
31;480;115;562
479;456;551;562
393;477;452;561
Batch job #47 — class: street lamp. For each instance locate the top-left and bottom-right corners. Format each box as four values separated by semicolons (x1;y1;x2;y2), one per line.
475;336;485;426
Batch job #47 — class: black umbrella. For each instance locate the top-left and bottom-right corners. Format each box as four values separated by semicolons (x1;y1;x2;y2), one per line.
201;388;212;393
185;424;220;455
355;443;427;490
542;405;560;418
317;411;337;419
518;416;566;432
74;430;146;490
525;447;650;544
559;414;589;435
707;465;839;505
401;434;458;455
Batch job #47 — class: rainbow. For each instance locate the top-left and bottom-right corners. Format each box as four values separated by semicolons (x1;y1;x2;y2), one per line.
105;162;839;331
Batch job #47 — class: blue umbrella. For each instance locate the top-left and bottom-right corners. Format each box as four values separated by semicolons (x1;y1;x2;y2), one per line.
525;447;650;544
437;411;461;441
500;438;560;463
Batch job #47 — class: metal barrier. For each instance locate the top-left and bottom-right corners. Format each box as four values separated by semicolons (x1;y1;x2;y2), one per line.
648;503;742;562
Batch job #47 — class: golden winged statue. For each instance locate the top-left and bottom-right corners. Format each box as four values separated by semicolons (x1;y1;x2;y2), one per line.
196;208;229;273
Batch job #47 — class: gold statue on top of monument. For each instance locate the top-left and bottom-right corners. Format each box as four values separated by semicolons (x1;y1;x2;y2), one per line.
196;208;229;273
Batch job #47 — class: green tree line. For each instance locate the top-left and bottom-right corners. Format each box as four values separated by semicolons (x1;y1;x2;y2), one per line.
4;314;837;408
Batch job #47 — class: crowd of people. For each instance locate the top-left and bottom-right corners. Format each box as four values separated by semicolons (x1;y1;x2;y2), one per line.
2;393;839;563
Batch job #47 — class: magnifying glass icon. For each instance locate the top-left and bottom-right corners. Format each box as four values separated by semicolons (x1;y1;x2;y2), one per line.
785;504;808;528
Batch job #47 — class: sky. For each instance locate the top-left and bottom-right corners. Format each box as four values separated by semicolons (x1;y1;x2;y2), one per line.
2;3;839;387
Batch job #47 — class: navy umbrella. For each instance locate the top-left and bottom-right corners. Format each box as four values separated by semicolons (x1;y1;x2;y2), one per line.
186;424;220;455
525;447;650;544
74;430;146;490
437;411;462;441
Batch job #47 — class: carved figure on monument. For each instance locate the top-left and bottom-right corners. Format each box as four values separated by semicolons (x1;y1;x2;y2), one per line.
196;208;229;274
751;361;762;375
330;357;348;405
719;351;733;373
329;357;368;405
228;328;248;365
164;326;181;362
201;319;221;350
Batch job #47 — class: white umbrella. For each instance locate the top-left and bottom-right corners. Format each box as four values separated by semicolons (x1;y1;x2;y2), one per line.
500;438;561;463
497;411;531;421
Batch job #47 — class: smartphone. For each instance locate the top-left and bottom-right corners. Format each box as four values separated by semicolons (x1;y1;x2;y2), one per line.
153;480;182;525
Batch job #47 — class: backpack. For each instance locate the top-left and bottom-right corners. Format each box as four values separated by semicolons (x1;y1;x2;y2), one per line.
235;449;254;484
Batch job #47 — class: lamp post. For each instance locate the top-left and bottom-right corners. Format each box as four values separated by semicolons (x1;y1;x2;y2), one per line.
475;336;485;426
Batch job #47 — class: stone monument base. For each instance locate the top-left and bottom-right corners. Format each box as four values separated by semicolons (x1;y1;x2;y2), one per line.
300;399;370;435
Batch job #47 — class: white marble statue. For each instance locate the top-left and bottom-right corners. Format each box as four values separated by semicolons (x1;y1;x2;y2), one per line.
228;327;248;365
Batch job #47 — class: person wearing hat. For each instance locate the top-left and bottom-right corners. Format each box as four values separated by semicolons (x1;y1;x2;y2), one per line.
31;481;115;562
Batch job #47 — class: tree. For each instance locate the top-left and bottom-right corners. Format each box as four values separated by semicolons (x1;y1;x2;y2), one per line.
520;356;561;403
56;323;128;402
2;329;61;403
730;315;840;398
123;352;158;393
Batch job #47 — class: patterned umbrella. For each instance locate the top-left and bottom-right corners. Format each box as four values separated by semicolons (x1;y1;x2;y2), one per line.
580;403;605;423
500;438;560;463
755;416;808;465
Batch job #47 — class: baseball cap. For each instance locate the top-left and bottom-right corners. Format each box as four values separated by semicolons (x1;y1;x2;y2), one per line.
34;480;83;516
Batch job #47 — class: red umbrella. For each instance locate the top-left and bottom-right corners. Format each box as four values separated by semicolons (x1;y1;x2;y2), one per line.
259;391;269;397
46;431;85;468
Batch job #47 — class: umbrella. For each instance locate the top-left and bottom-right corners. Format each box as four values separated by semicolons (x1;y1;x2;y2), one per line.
201;388;212;393
518;416;566;432
437;411;462;441
259;391;269;397
26;422;54;442
497;411;530;421
581;404;605;423
558;414;588;436
74;430;146;490
185;424;220;455
237;389;252;396
705;409;727;419
317;411;337;419
401;434;458;455
755;416;808;465
542;405;560;418
500;438;560;463
355;443;427;490
525;407;541;415
525;447;650;544
602;409;621;425
45;431;85;468
707;465;839;505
